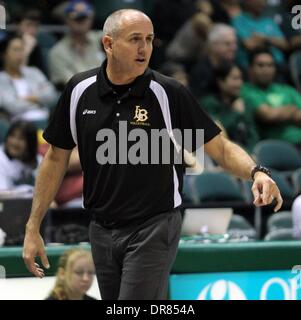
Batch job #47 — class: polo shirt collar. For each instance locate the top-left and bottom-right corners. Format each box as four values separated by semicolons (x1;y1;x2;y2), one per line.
97;60;152;98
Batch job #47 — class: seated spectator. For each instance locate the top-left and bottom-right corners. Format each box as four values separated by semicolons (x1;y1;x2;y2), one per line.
292;195;301;239
189;23;237;99
150;0;199;69
201;62;259;152
151;0;198;47
0;120;41;191
0;34;58;127
232;0;289;72
165;1;213;71
48;0;105;90
46;248;96;300
15;9;56;76
210;0;241;24
241;49;301;148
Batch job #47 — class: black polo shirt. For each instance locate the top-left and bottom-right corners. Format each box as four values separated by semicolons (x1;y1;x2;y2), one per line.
43;61;221;226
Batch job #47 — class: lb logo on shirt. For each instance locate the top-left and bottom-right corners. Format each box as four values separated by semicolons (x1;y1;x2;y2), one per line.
134;106;148;122
131;106;150;126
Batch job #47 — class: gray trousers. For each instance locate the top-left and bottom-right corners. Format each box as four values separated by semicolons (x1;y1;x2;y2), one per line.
88;208;182;300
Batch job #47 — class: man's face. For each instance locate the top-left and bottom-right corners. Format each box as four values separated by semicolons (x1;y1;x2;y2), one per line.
104;14;154;80
250;53;276;86
18;19;39;37
212;31;237;62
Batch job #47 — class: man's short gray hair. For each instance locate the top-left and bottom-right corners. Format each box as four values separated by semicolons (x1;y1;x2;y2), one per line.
103;9;150;37
208;23;236;43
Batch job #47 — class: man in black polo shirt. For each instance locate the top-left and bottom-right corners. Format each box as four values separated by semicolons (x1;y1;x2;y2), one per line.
23;9;282;300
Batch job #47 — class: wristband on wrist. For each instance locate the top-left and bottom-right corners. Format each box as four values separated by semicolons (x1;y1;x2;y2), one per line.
251;165;272;181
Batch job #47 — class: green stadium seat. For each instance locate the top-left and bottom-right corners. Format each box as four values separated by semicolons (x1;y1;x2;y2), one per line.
264;228;294;241
267;211;293;233
228;214;257;240
194;171;245;204
270;171;295;202
253;140;301;173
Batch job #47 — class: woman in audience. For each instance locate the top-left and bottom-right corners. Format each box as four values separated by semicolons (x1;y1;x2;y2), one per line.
201;61;259;153
0;33;58;127
0;120;41;191
46;248;96;300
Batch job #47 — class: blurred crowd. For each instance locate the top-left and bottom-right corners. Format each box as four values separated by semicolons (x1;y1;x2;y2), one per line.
0;0;301;240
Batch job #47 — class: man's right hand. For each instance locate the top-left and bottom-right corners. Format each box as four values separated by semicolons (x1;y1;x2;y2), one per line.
23;230;50;278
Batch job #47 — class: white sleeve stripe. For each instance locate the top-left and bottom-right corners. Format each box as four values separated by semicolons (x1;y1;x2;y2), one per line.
70;75;97;145
149;80;182;208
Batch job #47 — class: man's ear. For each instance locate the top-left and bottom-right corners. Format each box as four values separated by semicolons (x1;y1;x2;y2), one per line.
102;35;113;54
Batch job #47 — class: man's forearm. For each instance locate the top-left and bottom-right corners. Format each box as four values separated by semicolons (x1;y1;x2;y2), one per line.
219;138;256;180
26;147;70;232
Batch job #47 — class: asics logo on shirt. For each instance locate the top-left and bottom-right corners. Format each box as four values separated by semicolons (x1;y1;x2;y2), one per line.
83;109;96;115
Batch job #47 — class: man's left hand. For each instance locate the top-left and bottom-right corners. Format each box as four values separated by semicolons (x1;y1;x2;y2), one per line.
252;172;283;212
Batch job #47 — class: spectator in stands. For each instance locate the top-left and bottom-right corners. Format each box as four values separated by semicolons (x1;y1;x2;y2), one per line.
48;0;105;90
166;6;213;71
201;62;259;152
152;0;198;46
150;0;199;69
165;2;213;71
232;0;289;71
189;23;237;99
241;49;301;148
46;248;96;300
0;34;58;127
210;0;241;24
15;9;50;75
0;120;41;191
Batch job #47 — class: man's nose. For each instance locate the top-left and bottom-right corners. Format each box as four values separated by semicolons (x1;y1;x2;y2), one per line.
138;39;147;50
